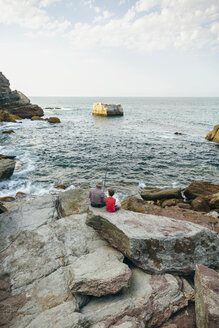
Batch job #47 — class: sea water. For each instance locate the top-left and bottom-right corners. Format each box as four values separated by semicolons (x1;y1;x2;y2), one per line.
0;97;218;197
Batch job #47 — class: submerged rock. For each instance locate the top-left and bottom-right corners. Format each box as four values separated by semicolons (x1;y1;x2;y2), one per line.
205;124;219;143
195;264;219;328
86;207;219;274
82;267;193;328
0;72;44;118
0;155;16;180
92;103;123;116
46;117;61;123
31;116;44;121
0;111;21;122
2;129;15;134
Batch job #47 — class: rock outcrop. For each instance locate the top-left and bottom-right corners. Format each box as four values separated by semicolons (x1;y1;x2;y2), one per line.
195;265;219;328
0;154;16;181
121;196;219;233
205;124;219;143
86;207;219;274
92;103;123;116
0;212;133;327
81;267;194;328
0;72;44;118
140;187;182;201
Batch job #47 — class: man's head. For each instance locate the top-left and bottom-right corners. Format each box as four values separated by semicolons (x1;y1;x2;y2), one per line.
96;182;103;189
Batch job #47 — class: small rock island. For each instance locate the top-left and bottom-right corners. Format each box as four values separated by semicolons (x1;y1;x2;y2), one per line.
92;103;123;116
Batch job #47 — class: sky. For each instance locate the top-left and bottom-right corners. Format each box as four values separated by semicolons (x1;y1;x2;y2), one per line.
0;0;219;97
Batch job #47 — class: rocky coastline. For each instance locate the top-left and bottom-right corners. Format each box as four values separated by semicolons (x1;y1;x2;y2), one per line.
1;73;218;327
0;182;218;328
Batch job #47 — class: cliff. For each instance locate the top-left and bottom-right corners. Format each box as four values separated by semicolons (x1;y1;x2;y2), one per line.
0;72;44;118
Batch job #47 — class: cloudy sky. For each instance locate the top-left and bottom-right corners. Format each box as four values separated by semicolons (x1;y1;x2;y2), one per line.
0;0;219;96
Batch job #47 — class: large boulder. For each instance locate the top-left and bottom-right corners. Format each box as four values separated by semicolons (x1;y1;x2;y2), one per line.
205;124;219;143
57;188;90;217
0;111;21;122
92;103;123;116
0;154;16;180
86;207;219;274
0;194;58;234
82;267;194;328
69;246;131;296
195;264;219;328
140;187;182;201
183;182;219;200
0;72;44;118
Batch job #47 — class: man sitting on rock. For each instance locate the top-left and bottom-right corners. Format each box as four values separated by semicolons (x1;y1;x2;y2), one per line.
89;182;106;208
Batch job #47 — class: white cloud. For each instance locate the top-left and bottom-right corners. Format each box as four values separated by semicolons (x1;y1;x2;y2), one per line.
0;0;70;32
93;10;113;23
69;0;219;52
39;0;60;8
135;0;162;12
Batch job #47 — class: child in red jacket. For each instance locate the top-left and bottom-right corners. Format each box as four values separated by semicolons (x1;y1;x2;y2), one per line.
105;189;120;212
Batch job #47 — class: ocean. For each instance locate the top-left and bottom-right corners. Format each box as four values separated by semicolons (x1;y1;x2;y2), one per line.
0;97;218;197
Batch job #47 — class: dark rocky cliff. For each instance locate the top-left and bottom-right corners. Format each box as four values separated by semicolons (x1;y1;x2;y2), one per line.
0;72;44;118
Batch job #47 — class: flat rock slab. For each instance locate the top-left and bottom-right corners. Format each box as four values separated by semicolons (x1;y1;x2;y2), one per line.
0;194;58;234
69;246;131;296
24;301;88;328
82;267;193;328
86;207;219;274
195;264;219;328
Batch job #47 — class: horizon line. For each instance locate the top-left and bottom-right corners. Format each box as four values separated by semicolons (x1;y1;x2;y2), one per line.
29;95;219;98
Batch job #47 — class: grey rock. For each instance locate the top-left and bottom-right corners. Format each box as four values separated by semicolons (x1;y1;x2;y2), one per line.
0;213;108;326
141;187;182;201
69;246;131;296
82;267;194;328
86;207;219;274
0;194;58;234
0;214;108;290
195;264;219;328
57;188;90;217
25;301;88;328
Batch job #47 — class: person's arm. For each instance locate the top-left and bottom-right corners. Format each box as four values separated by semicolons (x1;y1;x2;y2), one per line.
89;190;91;200
100;190;105;203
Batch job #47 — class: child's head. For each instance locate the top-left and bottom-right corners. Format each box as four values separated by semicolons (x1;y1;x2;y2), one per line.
108;189;115;197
